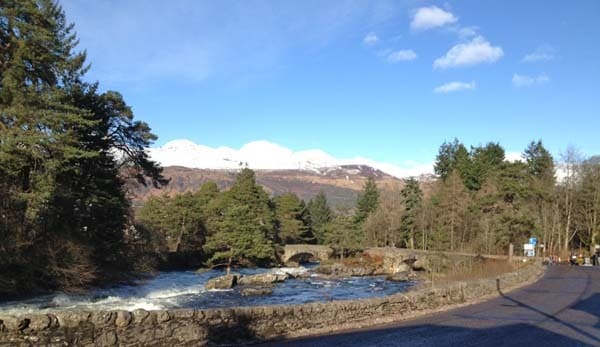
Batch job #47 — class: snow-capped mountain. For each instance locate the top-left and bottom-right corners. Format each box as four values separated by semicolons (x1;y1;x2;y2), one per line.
147;139;434;178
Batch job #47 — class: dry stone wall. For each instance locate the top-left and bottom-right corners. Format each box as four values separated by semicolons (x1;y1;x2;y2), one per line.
0;261;543;346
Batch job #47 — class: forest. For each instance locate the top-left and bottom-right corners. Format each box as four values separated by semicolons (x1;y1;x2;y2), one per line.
136;140;600;271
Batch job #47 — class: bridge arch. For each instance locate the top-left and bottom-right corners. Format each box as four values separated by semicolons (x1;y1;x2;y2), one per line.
282;244;334;265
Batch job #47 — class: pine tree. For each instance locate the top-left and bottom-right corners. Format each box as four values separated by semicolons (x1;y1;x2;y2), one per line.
355;177;379;224
273;192;313;244
323;212;363;259
203;169;276;270
400;178;423;249
306;191;331;244
434;138;469;180
465;142;505;191
138;193;205;254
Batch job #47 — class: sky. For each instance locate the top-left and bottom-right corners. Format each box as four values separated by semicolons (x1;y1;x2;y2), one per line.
61;0;600;171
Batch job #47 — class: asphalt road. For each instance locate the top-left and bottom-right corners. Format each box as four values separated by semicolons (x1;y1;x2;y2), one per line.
260;265;600;346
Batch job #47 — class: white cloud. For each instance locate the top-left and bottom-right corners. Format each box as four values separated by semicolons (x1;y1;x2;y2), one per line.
148;139;433;178
363;32;380;45
386;49;417;62
512;73;550;87
457;26;478;39
411;6;457;31
433;81;476;93
433;36;504;69
522;46;555;63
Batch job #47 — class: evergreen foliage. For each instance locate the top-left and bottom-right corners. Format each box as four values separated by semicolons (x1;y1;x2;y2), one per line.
0;0;165;296
400;177;423;249
203;169;277;268
306;191;331;244
273;192;313;244
355;176;379;224
323;211;363;259
434;138;469;180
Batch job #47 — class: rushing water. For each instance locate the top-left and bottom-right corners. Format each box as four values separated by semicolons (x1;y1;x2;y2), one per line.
0;265;414;315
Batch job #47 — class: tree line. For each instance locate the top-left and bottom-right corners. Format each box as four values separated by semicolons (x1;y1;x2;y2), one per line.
364;139;600;258
137;168;366;269
136;166;389;268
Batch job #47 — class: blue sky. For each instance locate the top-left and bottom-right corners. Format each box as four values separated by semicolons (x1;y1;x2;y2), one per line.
61;0;600;167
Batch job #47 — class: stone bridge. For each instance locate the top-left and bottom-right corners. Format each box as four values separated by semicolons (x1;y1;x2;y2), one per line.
282;244;334;265
363;247;522;274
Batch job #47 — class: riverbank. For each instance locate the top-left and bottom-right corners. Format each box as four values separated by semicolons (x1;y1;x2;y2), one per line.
0;258;544;346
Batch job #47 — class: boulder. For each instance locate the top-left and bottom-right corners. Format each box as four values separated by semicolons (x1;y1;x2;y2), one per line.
241;287;273;296
315;263;376;277
205;274;237;290
286;271;310;279
412;257;429;271
394;263;411;273
237;273;288;286
386;272;410;282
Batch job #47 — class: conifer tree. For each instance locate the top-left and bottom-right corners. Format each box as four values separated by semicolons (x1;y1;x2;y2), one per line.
203;169;276;270
324;212;363;259
355;177;379;224
306;191;332;244
400;178;423;249
138;193;205;254
273;192;313;244
434;138;469;180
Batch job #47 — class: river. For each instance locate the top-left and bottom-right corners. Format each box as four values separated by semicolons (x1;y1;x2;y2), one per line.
0;265;414;316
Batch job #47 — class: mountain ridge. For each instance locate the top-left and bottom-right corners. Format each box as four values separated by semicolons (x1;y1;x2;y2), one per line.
129;165;426;209
146;139;434;178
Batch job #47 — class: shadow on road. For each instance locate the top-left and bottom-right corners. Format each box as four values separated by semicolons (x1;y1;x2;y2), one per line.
257;320;592;346
571;294;600;329
495;277;600;345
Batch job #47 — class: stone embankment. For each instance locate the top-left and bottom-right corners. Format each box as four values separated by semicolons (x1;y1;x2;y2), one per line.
0;259;544;346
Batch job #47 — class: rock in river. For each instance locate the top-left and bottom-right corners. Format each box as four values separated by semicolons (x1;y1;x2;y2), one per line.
237;273;288;286
386;272;410;282
315;263;376;277
205;274;238;290
241;287;273;296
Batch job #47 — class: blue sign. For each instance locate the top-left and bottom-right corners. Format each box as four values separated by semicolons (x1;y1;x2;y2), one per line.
529;237;538;246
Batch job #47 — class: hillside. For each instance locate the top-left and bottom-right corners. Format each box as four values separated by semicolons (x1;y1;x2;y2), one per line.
129;165;410;208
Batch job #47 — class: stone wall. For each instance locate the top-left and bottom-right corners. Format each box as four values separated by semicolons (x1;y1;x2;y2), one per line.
0;261;543;346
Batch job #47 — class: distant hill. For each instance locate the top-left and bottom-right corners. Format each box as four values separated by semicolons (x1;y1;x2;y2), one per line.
145;139;434;179
129;165;415;208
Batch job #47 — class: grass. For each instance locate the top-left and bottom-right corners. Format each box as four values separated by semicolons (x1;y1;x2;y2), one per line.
427;256;524;286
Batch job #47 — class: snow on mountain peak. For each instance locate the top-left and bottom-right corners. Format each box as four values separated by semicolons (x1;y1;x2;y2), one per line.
147;139;434;178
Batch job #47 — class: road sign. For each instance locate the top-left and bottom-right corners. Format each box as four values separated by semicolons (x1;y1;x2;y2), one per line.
529;237;537;246
524;243;534;250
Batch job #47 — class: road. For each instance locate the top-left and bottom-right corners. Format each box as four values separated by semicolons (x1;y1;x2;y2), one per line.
260;265;600;346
